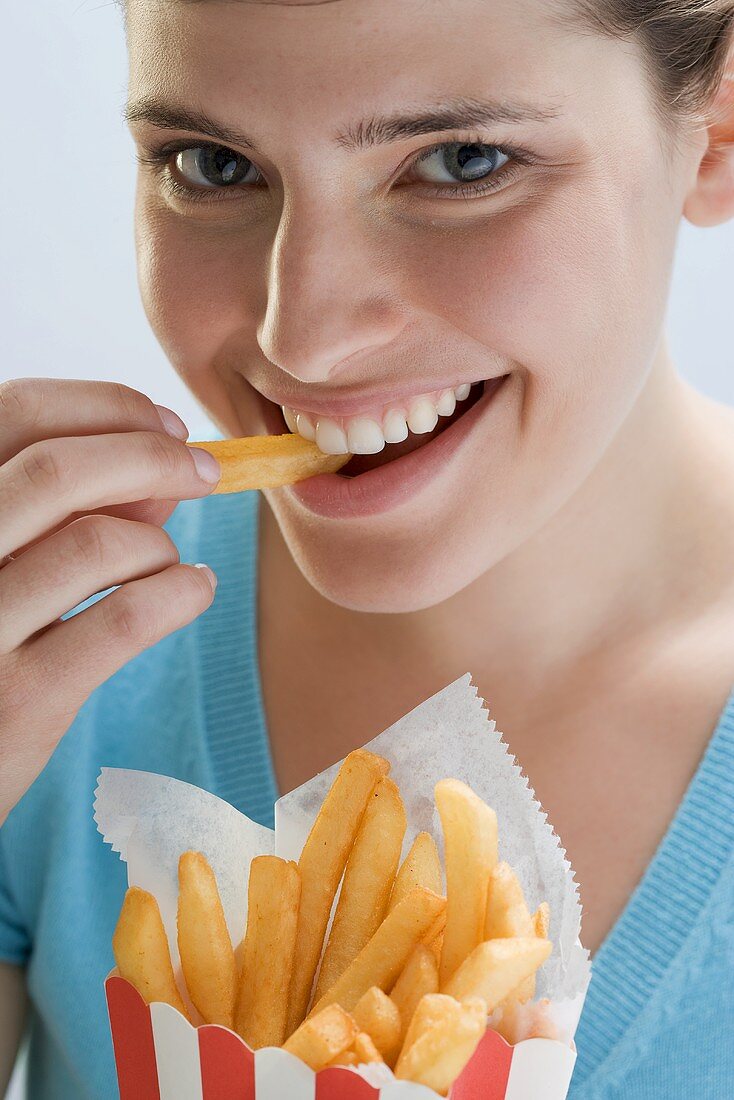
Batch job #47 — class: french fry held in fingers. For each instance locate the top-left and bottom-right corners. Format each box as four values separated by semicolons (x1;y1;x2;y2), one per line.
354;986;402;1067
286;748;391;1034
284;1004;359;1071
395;994;488;1097
177;851;237;1028
435;779;499;985
189;434;350;494
113;887;189;1020
315;777;407;1000
235;855;301;1049
310;885;446;1016
390;944;440;1046
443;936;552;1011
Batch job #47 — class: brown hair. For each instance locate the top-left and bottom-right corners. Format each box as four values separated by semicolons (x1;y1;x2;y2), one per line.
568;1;734;123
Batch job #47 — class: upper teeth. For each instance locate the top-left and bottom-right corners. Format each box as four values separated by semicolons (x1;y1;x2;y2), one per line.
281;383;477;455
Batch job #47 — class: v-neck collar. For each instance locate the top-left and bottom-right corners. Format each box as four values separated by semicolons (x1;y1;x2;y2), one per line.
195;490;279;827
572;681;734;1085
195;489;734;1084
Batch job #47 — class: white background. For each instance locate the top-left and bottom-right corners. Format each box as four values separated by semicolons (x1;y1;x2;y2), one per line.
1;2;732;1098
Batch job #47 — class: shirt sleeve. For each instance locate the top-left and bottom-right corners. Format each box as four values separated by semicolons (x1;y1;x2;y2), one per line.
0;838;30;965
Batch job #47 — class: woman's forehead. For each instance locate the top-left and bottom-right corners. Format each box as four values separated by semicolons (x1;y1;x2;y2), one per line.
127;1;565;118
124;0;651;148
126;0;575;78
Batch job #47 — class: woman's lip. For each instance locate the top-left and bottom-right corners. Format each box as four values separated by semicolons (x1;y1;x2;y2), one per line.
256;378;500;419
281;374;510;519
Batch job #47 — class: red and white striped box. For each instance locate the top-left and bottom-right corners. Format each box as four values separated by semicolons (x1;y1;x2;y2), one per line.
97;674;590;1100
105;976;577;1100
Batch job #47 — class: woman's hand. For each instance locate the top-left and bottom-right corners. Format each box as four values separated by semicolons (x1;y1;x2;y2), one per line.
0;378;222;826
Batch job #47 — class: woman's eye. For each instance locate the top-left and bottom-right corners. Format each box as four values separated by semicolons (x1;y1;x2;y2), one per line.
174;145;260;189
411;142;510;187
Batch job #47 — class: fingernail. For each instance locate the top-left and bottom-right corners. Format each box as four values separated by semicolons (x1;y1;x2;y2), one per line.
155;404;189;440
189;446;221;485
193;563;217;590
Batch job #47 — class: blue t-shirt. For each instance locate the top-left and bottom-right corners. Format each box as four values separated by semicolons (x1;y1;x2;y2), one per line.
0;490;732;1099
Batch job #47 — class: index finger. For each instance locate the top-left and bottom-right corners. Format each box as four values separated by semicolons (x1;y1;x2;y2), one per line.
0;377;187;465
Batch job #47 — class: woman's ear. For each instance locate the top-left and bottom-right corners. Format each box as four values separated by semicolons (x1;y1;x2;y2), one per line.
683;53;734;228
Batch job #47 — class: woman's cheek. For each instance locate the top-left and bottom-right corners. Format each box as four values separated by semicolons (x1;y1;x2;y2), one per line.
406;178;669;446
135;186;265;423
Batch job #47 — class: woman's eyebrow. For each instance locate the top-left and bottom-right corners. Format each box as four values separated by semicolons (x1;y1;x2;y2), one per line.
124;95;561;154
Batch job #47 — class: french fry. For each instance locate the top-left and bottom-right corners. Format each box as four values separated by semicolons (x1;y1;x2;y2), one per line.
485;862;534;939
189;435;350;494
533;901;551;939
435;780;498;985
399;992;456;1055
112;887;189;1019
388;832;445;962
177;852;237;1027
315;777;406;1001
235;856;301;1048
234;937;246;978
492;998;560;1044
390;944;440;1046
310;886;446;1017
287;749;390;1034
485;862;536;1002
353;1031;384;1064
442;937;552;1011
354;986;402;1067
424;910;447;958
395;994;487;1096
388;832;442;913
284;1004;358;1071
327;1049;360;1067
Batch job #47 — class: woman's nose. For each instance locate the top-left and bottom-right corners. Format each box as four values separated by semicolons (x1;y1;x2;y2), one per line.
256;199;408;385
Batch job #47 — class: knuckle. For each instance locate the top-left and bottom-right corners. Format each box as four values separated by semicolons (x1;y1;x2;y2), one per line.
19;440;67;497
101;590;159;650
0;378;43;432
0;653;40;723
66;515;117;571
106;381;156;425
65;517;178;578
150;525;179;564
144;431;184;482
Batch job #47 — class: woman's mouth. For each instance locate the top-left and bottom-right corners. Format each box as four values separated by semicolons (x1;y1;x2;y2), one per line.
258;379;492;477
253;373;512;519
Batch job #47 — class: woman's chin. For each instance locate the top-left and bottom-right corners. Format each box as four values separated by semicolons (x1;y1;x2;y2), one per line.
271;513;491;613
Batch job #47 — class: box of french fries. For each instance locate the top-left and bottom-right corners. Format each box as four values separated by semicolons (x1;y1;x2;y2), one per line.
95;674;590;1099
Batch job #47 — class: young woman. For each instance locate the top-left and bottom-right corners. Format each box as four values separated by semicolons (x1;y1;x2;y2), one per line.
1;0;733;1096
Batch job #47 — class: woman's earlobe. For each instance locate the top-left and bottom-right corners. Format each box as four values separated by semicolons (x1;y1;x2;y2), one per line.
683;69;734;228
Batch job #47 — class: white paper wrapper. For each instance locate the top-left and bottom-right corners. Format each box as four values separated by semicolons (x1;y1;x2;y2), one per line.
96;673;591;1095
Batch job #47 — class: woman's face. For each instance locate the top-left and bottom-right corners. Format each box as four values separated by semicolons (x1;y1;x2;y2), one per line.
126;0;703;612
